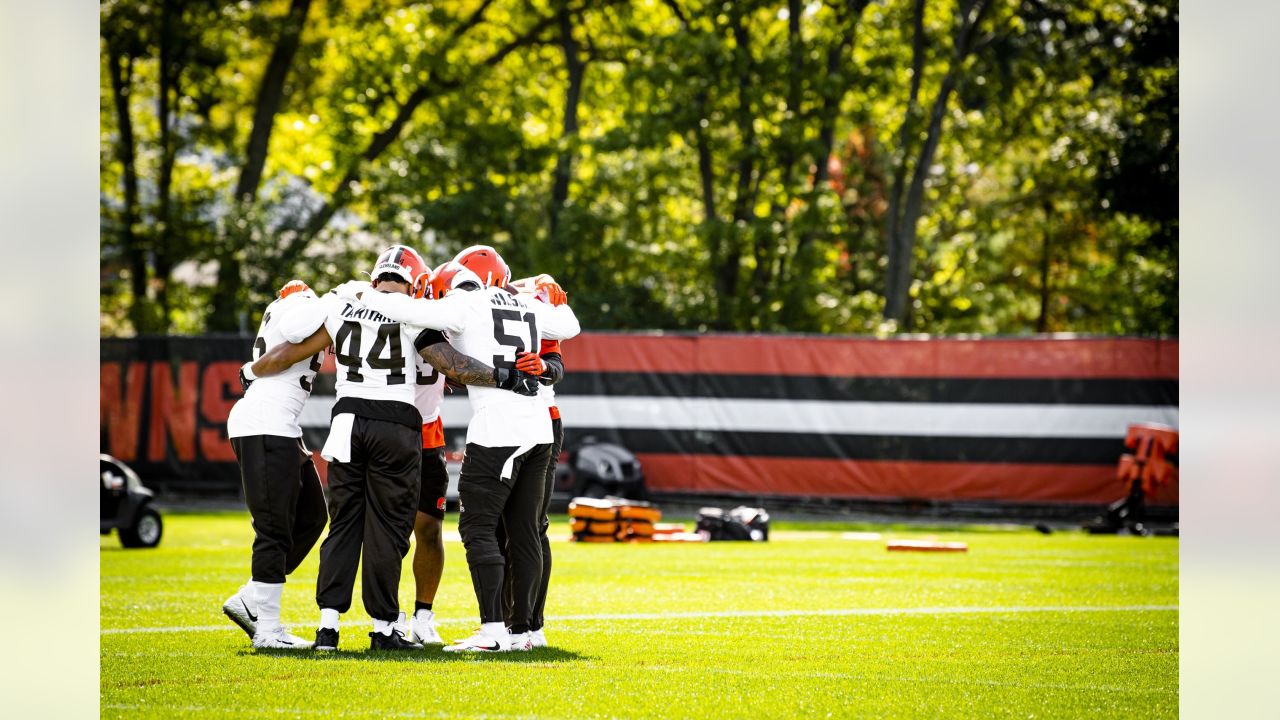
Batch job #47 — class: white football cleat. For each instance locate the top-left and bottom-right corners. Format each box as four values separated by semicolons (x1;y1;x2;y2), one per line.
529;628;547;648
409;610;443;645
221;584;258;639
443;625;511;653
251;626;312;650
508;631;533;651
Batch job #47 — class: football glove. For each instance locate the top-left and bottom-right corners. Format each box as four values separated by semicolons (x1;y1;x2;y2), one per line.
239;362;257;392
494;367;541;397
536;279;567;306
514;351;546;376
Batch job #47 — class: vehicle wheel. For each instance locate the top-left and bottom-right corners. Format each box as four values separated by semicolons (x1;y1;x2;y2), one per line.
120;508;163;548
582;482;608;499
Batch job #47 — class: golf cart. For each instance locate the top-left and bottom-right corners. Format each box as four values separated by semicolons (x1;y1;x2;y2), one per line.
100;454;163;548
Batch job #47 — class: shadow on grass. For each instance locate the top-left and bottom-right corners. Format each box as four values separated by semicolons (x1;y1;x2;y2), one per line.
243;646;591;664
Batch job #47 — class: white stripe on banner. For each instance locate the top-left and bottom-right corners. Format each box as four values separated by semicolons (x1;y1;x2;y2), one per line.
300;395;1177;439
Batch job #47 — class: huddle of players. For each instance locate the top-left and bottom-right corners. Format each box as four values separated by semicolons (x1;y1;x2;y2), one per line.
221;244;577;652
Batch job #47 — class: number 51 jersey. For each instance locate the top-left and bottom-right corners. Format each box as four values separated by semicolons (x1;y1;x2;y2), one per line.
359;286;581;448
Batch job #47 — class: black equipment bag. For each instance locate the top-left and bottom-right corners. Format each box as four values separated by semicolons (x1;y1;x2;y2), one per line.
696;506;770;541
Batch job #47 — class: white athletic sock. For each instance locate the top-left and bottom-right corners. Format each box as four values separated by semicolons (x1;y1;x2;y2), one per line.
252;582;284;632
414;608;434;622
372;618;395;636
319;608;340;630
481;621;508;639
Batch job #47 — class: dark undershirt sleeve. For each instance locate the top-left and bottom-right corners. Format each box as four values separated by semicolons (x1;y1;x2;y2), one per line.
415;328;447;352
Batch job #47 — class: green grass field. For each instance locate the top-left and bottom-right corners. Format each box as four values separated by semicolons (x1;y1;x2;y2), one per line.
101;512;1177;719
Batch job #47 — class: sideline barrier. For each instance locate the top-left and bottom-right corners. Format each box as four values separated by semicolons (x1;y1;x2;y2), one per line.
100;333;1178;505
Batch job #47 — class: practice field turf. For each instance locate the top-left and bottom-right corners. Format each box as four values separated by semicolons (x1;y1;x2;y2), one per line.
101;512;1177;719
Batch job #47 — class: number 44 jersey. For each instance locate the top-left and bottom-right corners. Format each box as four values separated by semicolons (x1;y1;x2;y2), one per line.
359;286;581;448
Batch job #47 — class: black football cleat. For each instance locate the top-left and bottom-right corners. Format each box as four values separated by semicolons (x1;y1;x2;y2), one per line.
314;627;339;651
369;628;423;651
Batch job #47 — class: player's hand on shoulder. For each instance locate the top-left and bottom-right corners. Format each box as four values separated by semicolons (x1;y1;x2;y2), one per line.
330;280;371;301
512;274;567;306
538;280;567;306
515;351;546;376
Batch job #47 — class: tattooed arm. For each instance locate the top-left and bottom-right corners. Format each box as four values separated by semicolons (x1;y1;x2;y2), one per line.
419;341;499;387
418;339;540;396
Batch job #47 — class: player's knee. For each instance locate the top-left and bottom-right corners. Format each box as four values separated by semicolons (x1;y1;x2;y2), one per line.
415;514;442;545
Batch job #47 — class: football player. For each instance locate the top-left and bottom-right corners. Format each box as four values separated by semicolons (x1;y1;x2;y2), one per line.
222;279;329;650
501;274;569;649
400;266;450;647
343;247;580;651
246;246;540;651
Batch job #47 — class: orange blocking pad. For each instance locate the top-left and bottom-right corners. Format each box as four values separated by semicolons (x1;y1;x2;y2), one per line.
887;540;968;553
568;498;618;522
617;505;662;523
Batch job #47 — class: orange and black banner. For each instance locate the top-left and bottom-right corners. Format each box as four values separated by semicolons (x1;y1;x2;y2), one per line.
101;334;1178;505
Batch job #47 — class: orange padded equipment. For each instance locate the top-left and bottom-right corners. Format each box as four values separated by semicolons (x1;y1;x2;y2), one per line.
1121;423;1179;494
569;498;618;522
618;521;654;538
617;505;661;523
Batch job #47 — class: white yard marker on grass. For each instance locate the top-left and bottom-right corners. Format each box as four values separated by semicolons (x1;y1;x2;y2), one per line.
101;604;1176;635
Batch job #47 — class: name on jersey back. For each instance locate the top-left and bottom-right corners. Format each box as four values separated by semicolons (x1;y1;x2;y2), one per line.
340;301;394;324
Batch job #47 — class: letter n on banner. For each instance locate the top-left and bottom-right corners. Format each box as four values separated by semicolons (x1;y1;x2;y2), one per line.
148;361;198;463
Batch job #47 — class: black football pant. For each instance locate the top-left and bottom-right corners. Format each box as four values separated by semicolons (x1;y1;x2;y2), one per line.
458;442;551;633
498;418;562;630
315;417;420;622
231;435;328;585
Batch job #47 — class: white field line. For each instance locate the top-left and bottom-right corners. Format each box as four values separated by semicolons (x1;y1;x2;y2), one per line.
101;603;1176;635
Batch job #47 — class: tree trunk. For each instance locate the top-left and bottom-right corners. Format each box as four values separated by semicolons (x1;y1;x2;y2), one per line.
235;0;312;202
280;10;560;268
209;0;313;332
153;0;178;332
717;6;757;328
883;0;993;324
882;0;927;323
781;0;869;320
106;42;150;334
752;0;804;310
548;4;585;246
1036;200;1054;333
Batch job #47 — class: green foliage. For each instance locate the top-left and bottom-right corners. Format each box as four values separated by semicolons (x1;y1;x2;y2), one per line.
100;0;1177;336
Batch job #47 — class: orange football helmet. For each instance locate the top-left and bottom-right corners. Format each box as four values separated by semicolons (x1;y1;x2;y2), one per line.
369;245;428;289
427;261;484;300
453;245;510;288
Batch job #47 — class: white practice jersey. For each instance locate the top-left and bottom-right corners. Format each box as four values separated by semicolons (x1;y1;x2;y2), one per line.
320;291;424;405
359;287;580;447
227;293;327;439
413;354;446;423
